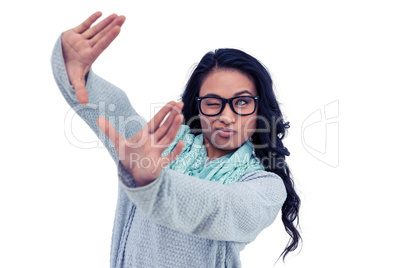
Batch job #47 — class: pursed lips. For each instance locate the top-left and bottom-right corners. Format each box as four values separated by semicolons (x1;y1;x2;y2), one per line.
215;128;236;138
215;128;236;133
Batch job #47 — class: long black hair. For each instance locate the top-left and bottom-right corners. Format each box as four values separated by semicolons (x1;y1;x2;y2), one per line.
181;48;301;261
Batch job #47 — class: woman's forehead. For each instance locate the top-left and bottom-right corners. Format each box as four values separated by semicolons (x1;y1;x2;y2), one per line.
199;69;257;97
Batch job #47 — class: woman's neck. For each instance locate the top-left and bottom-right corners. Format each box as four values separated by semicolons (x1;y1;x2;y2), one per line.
203;136;236;160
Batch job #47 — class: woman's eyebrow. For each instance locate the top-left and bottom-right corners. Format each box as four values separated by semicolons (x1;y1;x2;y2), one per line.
202;90;254;98
234;90;254;96
203;93;221;97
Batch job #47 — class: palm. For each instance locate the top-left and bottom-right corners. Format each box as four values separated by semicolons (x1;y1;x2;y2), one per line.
63;31;96;67
97;102;185;187
61;12;126;104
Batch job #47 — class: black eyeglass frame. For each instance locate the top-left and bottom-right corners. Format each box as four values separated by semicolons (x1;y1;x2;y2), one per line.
195;95;260;116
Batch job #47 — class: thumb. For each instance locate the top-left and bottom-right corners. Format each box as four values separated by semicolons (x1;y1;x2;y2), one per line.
73;80;89;105
97;116;123;156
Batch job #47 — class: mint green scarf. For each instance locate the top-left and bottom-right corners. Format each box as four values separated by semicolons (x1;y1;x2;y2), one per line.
162;125;264;184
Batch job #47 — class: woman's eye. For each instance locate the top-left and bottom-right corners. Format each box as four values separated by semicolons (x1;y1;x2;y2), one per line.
235;99;249;106
206;101;221;106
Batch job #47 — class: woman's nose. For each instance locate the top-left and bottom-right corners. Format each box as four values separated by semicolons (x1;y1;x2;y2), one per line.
218;104;236;124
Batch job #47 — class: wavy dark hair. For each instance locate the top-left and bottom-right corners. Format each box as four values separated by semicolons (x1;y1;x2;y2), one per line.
181;48;301;261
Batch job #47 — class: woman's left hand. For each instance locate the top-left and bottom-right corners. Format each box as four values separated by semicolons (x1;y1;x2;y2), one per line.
97;101;185;186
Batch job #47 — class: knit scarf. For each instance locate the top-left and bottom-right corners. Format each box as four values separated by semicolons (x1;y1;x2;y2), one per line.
162;125;264;184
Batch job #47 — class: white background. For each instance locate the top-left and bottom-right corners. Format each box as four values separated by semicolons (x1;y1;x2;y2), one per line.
1;1;401;267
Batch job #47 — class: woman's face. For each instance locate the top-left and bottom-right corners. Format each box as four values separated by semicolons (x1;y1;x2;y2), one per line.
198;69;258;159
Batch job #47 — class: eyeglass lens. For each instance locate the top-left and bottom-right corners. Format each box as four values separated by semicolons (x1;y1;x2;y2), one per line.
200;96;256;115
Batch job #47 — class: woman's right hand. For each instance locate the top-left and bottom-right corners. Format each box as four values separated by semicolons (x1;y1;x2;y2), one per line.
61;12;126;105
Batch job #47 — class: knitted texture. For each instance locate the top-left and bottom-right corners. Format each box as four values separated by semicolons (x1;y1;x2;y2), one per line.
162;125;265;184
52;35;287;268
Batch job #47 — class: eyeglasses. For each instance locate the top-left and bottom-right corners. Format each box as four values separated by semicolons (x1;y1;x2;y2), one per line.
196;95;260;116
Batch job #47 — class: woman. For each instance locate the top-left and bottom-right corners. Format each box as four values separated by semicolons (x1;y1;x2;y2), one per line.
52;12;301;267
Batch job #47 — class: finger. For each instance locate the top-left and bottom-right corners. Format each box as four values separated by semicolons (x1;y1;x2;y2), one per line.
91;25;122;58
96;116;123;154
89;15;126;47
74;11;102;34
147;101;177;134
158;113;183;147
155;102;183;141
83;13;118;39
69;67;89;105
73;81;89;105
163;140;185;165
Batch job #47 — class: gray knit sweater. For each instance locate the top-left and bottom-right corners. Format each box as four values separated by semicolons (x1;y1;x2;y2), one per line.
51;35;287;268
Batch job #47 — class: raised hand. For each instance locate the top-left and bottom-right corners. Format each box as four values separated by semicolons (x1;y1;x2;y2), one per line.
61;12;126;105
97;101;185;186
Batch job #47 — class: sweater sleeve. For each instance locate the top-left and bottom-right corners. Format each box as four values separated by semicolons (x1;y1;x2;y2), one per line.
118;161;287;243
51;34;146;163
